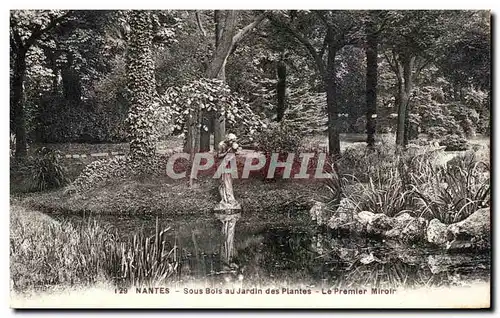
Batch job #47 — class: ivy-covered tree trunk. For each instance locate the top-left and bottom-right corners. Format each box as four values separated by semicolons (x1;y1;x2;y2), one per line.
12;49;28;158
276;54;287;122
127;10;156;160
365;14;378;148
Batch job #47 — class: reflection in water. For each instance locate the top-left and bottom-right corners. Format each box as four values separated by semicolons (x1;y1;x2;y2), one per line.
55;212;490;289
215;212;241;265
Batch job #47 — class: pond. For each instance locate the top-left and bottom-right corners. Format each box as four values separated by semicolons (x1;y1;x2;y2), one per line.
54;209;491;290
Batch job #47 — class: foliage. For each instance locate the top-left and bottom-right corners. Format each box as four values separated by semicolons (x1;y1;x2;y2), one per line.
27;147;68;191
10;205;178;292
337;143;397;184
410;153;490;223
346;168;411;217
439;135;469;151
119;219;178;286
68;156;130;193
284;90;327;134
161;78;265;144
328;143;489;224
254;122;303;154
34;96;128;143
126;10;157;160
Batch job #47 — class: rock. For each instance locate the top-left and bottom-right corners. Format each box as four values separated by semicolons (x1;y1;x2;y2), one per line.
384;213;427;243
327;212;352;231
326;198;358;231
356;211;376;226
426;219;448;246
309;201;326;226
446;208;490;250
367;213;394;235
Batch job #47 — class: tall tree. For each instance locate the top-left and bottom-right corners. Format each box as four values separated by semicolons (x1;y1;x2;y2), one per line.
197;10;266;152
275;51;287;122
365;11;382;148
10;10;70;157
127;10;156;160
382;11;452;147
268;10;363;157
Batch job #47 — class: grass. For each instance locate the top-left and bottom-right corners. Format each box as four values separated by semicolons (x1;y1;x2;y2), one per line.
22;176;327;217
410;152;490;224
10;204;178;293
329;143;491;224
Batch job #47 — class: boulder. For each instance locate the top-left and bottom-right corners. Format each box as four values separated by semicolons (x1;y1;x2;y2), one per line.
427;254;487;275
326;198;359;231
426;218;448;246
355;211;376;226
327;211;352;231
385;213;427;243
446;208;490;250
367;213;395;235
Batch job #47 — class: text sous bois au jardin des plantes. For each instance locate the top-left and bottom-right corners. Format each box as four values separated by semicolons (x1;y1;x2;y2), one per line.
117;287;398;295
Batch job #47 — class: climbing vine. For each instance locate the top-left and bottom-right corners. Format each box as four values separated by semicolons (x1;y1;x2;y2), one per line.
126;10;157;160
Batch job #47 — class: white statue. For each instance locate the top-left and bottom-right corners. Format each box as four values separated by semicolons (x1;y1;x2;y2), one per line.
215;133;241;211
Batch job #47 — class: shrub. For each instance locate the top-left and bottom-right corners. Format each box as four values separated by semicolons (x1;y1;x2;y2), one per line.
68;153;178;193
255;122;303;154
439;135;469;151
345;168;412;217
27;147;68;192
68;156;130;193
411;152;490;223
337;143;397;184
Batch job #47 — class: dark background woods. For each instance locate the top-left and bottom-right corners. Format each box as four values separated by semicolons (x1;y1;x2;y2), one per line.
10;10;490;158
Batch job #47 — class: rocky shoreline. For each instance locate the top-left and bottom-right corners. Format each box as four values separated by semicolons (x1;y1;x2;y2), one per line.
310;201;490;251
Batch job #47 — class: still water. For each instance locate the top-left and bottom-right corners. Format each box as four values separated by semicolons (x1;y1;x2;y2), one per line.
55;208;490;289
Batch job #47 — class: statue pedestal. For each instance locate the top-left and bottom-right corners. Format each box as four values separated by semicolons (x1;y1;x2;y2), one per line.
214;201;242;212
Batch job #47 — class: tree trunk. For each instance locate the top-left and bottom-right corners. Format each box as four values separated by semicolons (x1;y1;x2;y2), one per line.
207;11;238;150
395;55;414;147
213;63;226;148
402;57;414;146
127;10;156;160
325;41;340;157
61;54;82;105
12;49;28;158
276;53;287;122
365;14;378;148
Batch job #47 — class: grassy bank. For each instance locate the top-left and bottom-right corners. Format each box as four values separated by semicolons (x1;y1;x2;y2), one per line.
22;174;328;217
10;204;178;293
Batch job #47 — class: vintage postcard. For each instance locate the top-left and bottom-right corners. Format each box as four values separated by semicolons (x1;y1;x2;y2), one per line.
9;9;491;309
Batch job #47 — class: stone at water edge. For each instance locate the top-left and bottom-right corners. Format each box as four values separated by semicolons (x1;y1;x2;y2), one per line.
385;213;428;243
355;211;376;226
327;211;353;231
426;218;448;246
366;213;395;235
326;198;359;231
446;207;490;250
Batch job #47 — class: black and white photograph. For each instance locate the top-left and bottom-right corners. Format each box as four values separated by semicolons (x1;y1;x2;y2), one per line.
8;7;491;308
